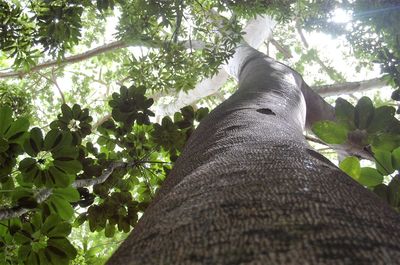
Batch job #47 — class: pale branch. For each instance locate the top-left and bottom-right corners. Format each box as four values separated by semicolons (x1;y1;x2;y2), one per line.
36;70;66;104
92;114;112;131
0;40;128;79
0;39;205;79
269;38;292;59
158;15;277;116
51;68;66;104
295;22;343;82
313;76;388;97
0;161;129;221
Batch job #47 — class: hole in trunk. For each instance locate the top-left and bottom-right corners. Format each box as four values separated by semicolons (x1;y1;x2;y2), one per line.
256;108;275;115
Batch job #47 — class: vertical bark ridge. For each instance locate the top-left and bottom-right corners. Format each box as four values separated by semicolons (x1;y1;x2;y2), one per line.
108;46;400;264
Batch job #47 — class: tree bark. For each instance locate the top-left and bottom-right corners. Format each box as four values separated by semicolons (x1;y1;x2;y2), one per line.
107;45;400;264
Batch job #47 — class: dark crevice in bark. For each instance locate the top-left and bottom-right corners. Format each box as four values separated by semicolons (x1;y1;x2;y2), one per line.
256;108;275;115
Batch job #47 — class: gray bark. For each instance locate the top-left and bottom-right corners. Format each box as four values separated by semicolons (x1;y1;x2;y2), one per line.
107;46;400;264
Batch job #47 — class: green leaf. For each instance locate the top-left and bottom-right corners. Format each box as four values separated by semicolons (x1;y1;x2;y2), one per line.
359;167;383;187
104;222;115;238
354;97;374;129
24;128;44;156
48;166;72;188
367;106;396;133
47;238;77;259
47;195;74;220
53;187;80;202
0;106;13;135
388;177;400;207
0;137;9;152
392;147;400;169
44;130;63;151
311;121;348;144
374;184;389;202
61;104;72;120
54;159;82;174
5;117;29;142
46;222;71;238
41;215;60;235
335;98;355;129
339;156;360;179
375;150;394;175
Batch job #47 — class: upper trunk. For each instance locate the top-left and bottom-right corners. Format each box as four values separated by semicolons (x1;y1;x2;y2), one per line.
107;46;400;264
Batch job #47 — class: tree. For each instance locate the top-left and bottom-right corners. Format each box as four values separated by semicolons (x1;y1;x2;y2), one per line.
107;45;400;264
1;1;400;264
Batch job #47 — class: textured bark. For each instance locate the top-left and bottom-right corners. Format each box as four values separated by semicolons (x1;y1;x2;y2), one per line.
108;46;400;264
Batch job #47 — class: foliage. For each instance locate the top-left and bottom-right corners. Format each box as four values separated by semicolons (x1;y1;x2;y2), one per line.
1;0;400;264
0;84;209;264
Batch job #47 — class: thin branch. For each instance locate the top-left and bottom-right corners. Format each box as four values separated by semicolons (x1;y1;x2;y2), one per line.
0;39;206;80
0;40;128;79
313;76;388;97
269;39;292;59
295;22;343;82
51;68;66;104
92;114;112;131
0;161;130;221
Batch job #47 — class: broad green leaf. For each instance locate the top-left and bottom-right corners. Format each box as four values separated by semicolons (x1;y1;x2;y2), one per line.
375;150;394;175
105;222;115;238
54;160;82;174
5;117;29;142
373;184;389;202
46;222;71;238
0;106;13;135
359;167;383;187
371;134;400;151
388;177;400;207
61;104;72;120
312;121;348;144
48;166;72;187
24;128;44;156
47;195;74;220
18;244;32;260
44;130;63;151
47;238;77;259
335;97;355;129
41;215;60;235
367;106;396;133
0;137;9;152
45;247;69;265
339;156;360;179
53;187;80;202
27;250;39;265
354;97;374;129
392;147;400;169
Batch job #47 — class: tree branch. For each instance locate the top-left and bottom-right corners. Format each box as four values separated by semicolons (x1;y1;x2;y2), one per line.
313;76;388;97
157;15;277;116
295;22;344;82
0;161;130;221
0;39;206;79
269;38;292;59
0;40;128;79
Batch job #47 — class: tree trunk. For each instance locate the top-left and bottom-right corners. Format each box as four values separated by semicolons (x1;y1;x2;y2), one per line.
107;45;400;264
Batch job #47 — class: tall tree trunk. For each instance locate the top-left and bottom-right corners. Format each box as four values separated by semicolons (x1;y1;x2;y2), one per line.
107;45;400;264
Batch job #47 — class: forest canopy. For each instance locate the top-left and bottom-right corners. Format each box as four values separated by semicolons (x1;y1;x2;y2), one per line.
1;0;400;264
